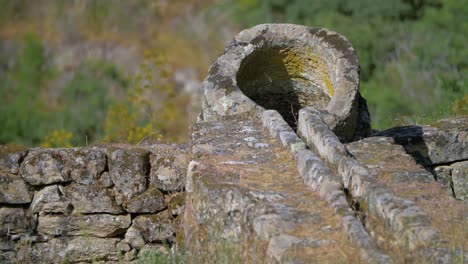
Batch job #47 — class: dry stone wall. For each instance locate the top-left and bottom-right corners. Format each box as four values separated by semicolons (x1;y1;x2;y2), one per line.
376;117;468;200
0;144;188;263
192;24;467;263
1;23;467;263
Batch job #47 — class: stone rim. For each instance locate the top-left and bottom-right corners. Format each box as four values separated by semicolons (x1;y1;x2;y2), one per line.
201;23;361;141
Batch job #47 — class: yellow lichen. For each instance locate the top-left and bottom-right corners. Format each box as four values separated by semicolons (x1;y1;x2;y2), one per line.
280;48;334;97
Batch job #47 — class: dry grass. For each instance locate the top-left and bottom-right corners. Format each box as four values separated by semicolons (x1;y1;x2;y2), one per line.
191;120;362;263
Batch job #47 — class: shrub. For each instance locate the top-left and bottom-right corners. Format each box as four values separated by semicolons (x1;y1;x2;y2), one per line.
40;129;73;148
103;51;189;144
0;33;49;145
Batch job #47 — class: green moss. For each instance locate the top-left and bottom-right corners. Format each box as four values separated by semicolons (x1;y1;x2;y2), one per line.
169;193;186;208
0;144;28;155
225;86;236;94
279;47;334;97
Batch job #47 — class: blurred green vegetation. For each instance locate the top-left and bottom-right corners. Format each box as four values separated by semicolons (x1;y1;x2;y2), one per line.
219;0;467;128
0;34;189;147
0;34;121;146
0;34;50;145
103;51;190;144
0;0;466;147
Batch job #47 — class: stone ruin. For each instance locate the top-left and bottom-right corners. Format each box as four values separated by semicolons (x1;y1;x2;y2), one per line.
1;24;467;263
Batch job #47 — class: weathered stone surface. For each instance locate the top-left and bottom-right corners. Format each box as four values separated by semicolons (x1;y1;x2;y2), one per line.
60;148;106;185
298;107;349;164
109;148;149;200
434;166;452;187
116;240;131;252
0;173;32;204
30;185;72;214
186;118;364;263
267;234;334;263
0;145;28;174
297;108;461;260
30;238;68;263
66;237;120;262
345;136;434;184
0;238;16;262
168;192;185;216
38;214;131;237
262;109;306;155
125;225;146;250
122;184;166;213
19;150;70;185
133;210;174;243
0;208;31;235
346;134;467;259
201;24;367;141
30;237;120;263
138;243;170;258
451;161;468;200
294;148;389;263
99;171;114;187
376;117;468;165
150;147;188;191
125;248;138;261
65;184;123;214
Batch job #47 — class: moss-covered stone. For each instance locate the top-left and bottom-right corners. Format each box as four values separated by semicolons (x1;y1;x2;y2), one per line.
19;150;69;186
0;145;28;174
0;173;32;204
108;148;150;200
133;210;174;243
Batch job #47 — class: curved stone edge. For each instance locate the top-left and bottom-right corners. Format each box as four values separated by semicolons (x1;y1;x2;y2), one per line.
202;24;365;141
297;107;458;261
261;110;391;263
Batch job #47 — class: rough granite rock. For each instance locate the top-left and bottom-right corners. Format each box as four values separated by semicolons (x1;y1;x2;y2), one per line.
116;240;131;252
376;117;468;165
185;117;366;263
0;145;28;174
168;192;185;216
19;150;70;185
65;184;123;214
121;184;166;213
124;225;146;250
0;173;32;204
108;148;149;200
2;24;467;264
30;239;68;263
99;171;114;187
65;237;120;262
60;148;106;185
30;185;72;214
150;147;188;192
433;166;453;187
0;238;16;262
201;24;368;141
0;207;31;235
125;248;138;261
37;214;131;237
451;161;468;200
133;210;174;243
138;243;170;258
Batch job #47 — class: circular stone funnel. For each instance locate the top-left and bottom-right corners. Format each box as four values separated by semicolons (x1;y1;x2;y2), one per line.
201;24;369;141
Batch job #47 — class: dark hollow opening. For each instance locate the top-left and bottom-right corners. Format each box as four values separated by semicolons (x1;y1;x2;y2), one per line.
236;47;331;128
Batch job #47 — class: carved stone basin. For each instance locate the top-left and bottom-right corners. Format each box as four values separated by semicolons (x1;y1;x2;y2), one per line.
201;24;368;141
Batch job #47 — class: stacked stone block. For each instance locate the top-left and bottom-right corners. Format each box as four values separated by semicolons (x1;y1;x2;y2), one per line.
0;144;187;263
